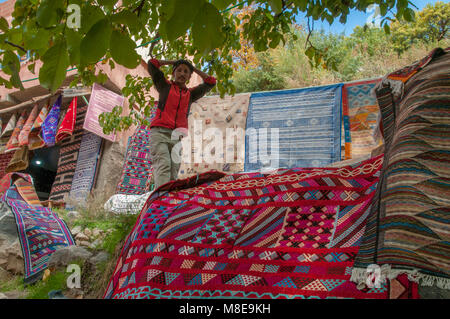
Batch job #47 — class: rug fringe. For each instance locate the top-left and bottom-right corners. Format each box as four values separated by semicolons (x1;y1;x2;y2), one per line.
351;266;450;290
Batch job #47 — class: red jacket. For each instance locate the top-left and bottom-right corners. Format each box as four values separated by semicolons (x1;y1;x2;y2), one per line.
147;59;216;130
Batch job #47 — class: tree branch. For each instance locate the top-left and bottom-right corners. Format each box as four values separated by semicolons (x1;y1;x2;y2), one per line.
133;0;146;17
4;40;27;53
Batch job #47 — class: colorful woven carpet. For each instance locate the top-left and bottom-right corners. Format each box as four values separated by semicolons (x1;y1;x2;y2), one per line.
67;131;103;207
48;104;87;202
244;84;342;171
105;155;418;299
18;104;39;147
0;152;14;180
116;125;154;195
5;110;27;153
41;95;62;147
14;177;41;206
353;48;450;290
55;97;77;143
28;104;49;150
1;113;16;137
1;173;75;284
178;94;250;179
342;79;383;159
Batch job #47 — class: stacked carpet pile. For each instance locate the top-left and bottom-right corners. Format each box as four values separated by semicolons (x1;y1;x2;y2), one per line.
352;47;450;290
105;154;418;299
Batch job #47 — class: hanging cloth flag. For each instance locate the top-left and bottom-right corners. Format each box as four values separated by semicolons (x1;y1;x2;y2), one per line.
41;95;62;147
1;113;17;137
28;103;49;150
18;104;39;147
55;97;77;143
5;110;27;153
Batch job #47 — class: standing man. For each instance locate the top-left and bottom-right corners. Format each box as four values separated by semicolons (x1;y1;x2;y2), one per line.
147;58;216;188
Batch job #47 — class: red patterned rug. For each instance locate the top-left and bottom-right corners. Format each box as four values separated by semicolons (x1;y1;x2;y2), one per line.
105;155;419;299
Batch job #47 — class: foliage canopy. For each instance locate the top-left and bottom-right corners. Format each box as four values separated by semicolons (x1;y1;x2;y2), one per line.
0;0;419;133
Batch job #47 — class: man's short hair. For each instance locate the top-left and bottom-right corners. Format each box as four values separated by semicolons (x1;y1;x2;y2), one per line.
172;59;194;74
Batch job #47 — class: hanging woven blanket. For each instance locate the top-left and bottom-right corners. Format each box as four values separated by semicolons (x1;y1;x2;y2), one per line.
18;104;39;147
48;104;87;202
105;154;418;299
67;131;103;207
352;48;450;290
5;110;27;153
0;173;75;284
116;125;154;195
178;94;251;179
28;104;49;150
342;79;383;159
55;97;78;143
1;113;16;138
244;84;342;172
0;152;14;180
0;172;40;206
41;95;62;147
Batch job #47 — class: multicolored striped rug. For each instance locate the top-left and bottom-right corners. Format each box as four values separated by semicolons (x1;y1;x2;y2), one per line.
67;131;103;207
105;154;418;299
48;105;87;202
116;125;153;195
342;79;383;159
244;84;342;171
353;48;450;290
1;173;75;284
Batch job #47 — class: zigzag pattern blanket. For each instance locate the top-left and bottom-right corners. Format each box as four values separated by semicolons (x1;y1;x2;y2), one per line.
353;50;450;289
116;125;154;195
353;48;450;290
0;173;75;284
105;155;418;299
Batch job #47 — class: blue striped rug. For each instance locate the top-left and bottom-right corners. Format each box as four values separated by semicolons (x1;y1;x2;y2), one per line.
67;131;103;207
244;84;343;171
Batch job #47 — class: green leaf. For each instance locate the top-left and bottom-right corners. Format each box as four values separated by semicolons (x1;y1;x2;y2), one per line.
110;30;140;69
269;0;283;14
305;46;315;59
0;17;9;32
403;8;415;22
383;23;390;34
66;28;82;65
165;0;203;41
39;40;70;92
23;28;50;51
36;0;64;28
111;10;142;31
192;2;224;55
81;5;106;34
80;19;112;65
1;51;20;76
211;0;235;11
98;0;118;7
